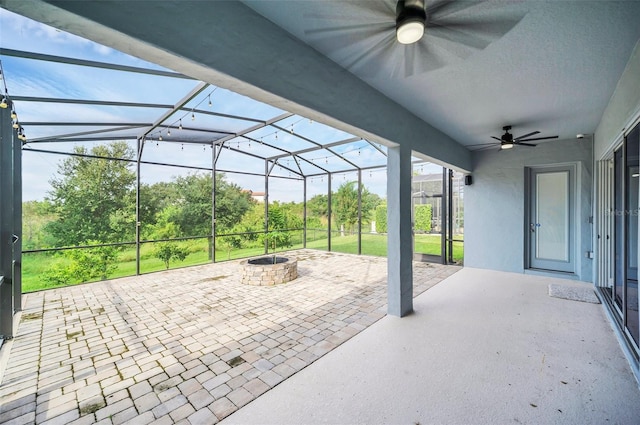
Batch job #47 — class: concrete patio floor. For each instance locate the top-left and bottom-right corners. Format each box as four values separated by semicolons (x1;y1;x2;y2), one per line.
0;250;459;424
222;267;640;425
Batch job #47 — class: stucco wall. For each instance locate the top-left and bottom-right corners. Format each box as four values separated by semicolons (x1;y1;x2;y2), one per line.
595;41;640;159
465;138;593;281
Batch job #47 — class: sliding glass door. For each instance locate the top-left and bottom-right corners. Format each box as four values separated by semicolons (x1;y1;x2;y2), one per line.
611;122;640;348
625;124;639;345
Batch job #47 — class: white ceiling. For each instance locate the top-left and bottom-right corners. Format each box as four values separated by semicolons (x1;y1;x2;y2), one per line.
244;0;640;147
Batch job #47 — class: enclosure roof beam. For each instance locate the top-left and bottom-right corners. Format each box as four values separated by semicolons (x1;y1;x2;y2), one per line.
29;125;148;142
271;123;322;148
139;81;209;140
12;96;173;109
22;122;153;127
179;107;265;124
267;136;361;161
212;112;293;146
366;140;387;157
0;48;194;79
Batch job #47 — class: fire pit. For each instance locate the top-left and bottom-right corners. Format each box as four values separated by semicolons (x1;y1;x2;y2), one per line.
240;256;298;286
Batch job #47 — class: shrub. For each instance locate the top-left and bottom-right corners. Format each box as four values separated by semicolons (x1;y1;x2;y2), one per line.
154;243;189;269
375;204;387;233
414;204;433;233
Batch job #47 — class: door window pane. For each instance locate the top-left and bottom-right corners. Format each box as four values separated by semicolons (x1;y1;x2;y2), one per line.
536;171;569;261
625;124;639;345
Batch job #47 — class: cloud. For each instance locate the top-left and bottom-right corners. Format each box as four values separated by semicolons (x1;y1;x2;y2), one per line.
3;9;398;204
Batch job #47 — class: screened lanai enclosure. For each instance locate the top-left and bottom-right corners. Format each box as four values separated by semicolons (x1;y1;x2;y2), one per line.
0;15;463;340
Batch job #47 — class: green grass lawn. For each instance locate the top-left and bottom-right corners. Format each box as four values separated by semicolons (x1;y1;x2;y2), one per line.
21;233;463;293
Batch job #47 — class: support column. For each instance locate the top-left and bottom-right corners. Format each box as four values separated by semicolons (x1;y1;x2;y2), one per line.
12;107;21;311
387;143;413;317
441;167;447;264
135;138;142;275
357;169;362;255
327;173;332;252
0;100;15;338
303;177;307;248
212;144;218;262
264;160;269;254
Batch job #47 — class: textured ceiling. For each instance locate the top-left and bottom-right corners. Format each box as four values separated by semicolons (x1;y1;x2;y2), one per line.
244;0;640;148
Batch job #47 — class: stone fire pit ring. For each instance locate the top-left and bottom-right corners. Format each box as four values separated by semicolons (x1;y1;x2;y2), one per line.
240;256;298;286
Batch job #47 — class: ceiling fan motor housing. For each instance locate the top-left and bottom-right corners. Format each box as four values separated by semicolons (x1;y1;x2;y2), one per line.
396;0;427;39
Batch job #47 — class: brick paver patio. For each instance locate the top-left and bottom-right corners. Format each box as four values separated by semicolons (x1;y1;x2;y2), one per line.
0;250;460;424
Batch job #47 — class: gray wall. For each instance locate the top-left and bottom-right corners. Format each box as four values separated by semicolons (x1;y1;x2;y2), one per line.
595;41;640;159
465;138;593;282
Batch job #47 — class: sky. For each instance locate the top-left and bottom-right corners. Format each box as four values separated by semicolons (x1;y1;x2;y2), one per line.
1;8;446;203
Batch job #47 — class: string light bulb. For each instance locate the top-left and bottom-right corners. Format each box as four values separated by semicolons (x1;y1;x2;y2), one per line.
191;112;195;121
0;96;7;108
10;108;16;120
167;129;171;136
179;119;183;130
208;94;212;107
12;119;18;129
159;134;163;141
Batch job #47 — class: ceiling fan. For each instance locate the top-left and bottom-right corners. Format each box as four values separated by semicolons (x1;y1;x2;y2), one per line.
303;0;526;78
470;126;559;151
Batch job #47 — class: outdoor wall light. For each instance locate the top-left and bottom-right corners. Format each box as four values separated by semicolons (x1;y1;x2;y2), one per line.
396;0;426;44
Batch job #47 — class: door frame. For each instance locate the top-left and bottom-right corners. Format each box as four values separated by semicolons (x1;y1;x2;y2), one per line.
524;163;578;274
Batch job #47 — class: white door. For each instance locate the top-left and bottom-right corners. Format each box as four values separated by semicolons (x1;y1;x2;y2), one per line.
528;166;575;273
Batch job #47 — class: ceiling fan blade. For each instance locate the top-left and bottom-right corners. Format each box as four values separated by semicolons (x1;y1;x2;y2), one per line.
426;22;491;50
404;44;417;78
514;131;539;141
490;136;502;142
516;142;537;147
430;15;525;39
346;32;397;78
304;1;393;21
413;39;447;74
518;135;559;142
467;142;500;148
305;21;392;36
426;0;480;21
368;0;396;16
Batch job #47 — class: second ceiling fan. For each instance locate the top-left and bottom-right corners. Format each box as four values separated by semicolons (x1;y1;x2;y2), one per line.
470;126;559;151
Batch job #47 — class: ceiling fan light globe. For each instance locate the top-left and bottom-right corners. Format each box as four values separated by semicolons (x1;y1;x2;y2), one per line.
501;143;514;150
396;20;424;44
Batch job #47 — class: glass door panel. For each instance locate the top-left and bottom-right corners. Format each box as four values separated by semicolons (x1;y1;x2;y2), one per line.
536;171;569;261
625;124;639;345
614;147;624;310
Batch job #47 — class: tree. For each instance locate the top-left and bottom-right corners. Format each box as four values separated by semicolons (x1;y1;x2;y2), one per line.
332;181;381;234
307;194;329;220
170;173;254;237
154;243;189;269
46;142;136;246
260;204;294;251
376;204;387;233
